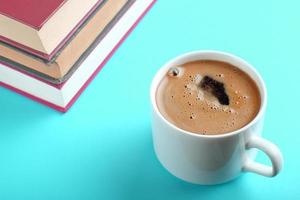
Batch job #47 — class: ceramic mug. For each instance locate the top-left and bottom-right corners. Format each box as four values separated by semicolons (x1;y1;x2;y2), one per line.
150;50;283;185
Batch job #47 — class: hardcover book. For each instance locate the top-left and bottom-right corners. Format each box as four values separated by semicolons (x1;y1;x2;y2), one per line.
0;0;103;60
0;0;133;84
0;0;156;112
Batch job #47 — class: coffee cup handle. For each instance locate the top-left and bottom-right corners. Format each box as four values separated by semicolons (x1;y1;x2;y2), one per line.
242;135;283;177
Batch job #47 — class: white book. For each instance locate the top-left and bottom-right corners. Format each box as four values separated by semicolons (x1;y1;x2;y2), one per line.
0;0;155;112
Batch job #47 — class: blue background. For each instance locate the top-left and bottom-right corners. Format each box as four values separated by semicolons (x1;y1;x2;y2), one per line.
0;0;299;199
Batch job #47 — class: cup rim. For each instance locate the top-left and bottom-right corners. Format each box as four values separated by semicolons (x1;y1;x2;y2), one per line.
150;50;267;139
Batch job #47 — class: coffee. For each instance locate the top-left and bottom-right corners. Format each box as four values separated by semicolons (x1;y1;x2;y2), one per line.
156;60;261;135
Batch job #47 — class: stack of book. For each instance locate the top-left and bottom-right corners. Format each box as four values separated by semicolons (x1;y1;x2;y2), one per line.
0;0;155;112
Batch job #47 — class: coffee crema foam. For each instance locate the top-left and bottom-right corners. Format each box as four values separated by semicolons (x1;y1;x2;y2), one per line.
156;60;261;135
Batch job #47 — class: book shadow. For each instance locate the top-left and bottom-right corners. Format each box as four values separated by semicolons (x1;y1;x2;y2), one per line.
0;87;61;132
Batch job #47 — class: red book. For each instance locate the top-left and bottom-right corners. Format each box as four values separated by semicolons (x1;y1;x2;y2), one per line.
0;0;156;112
0;0;66;29
0;0;103;61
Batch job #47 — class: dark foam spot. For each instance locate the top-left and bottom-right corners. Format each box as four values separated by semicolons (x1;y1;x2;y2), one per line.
200;76;230;105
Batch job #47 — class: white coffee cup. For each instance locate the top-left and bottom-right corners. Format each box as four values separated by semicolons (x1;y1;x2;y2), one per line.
150;50;283;185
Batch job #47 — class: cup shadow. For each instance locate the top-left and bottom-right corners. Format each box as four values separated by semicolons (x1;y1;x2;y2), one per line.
107;125;254;200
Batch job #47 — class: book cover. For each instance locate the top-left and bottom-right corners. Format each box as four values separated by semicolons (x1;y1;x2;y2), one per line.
0;0;66;29
0;0;156;112
0;0;133;84
0;0;103;61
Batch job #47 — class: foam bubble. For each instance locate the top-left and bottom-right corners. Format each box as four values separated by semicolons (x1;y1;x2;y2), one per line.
222;106;236;114
196;90;204;101
189;113;196;119
194;74;203;84
204;99;223;111
186;83;197;92
168;66;183;77
216;73;224;78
